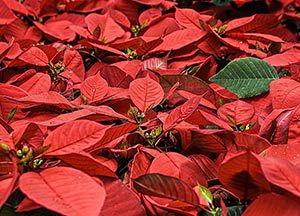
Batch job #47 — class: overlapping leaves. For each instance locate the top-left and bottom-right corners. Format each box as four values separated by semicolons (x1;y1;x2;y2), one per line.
0;0;299;215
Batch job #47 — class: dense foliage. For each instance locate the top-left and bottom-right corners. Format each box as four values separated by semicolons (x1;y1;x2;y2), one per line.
0;0;299;215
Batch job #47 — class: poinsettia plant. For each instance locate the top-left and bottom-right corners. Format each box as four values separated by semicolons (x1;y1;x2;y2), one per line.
0;0;300;215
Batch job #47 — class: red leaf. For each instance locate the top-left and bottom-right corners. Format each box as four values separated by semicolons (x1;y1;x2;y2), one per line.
209;83;238;102
19;167;106;216
0;39;13;63
0;0;16;25
57;152;117;178
259;109;292;144
288;106;300;144
0;2;298;215
143;17;180;38
131;0;163;5
159;74;215;106
0;178;14;207
130;148;154;181
226;32;284;43
220;37;267;58
17;197;42;212
4;18;42;42
61;48;85;83
149;152;207;187
176;90;217;110
0;156;18;208
234;133;271;154
63;0;106;13
80;105;131;121
113;60;141;78
175;8;211;29
0;83;28;121
133;174;200;206
152;28;207;52
34;21;76;41
100;66;133;88
129;75;164;113
85;13;125;43
260;157;300;198
243;193;300;216
264;50;300;67
18;47;49;66
270;79;300;109
217;100;255;125
225;14;277;33
17;73;51;94
100;178;146;216
163;96;202;131
219;151;271;200
138;8;161;26
265;143;300;165
38;109;95;127
189;129;227;153
198;110;233;131
135;37;163;56
0;120;13;140
270;110;292;144
10;91;74;110
8;66;37;82
88;42;126;56
81;74;109;104
2;0;28;16
188;154;218;180
45;120;108;155
109;9;131;29
11;122;44;148
85;122;138;153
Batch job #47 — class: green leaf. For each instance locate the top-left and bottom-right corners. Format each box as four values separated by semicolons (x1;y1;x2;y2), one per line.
261;150;267;157
0;143;11;154
7;107;17;123
213;0;231;6
154;125;162;137
205;125;220;129
245;121;256;130
0;205;17;216
209;58;279;98
197;184;213;204
226;204;247;216
199;204;247;216
225;115;235;126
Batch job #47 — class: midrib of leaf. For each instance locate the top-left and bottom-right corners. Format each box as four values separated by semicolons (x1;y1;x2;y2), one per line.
209;57;278;98
270;165;300;195
179;10;200;29
134;177;198;206
143;80;149;112
91;82;97;102
37;173;80;215
25;75;43;91
49;126;105;153
165;153;181;171
64;51;77;69
31;50;48;64
115;74;128;87
277;85;300;108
